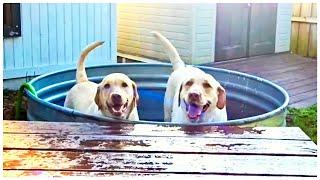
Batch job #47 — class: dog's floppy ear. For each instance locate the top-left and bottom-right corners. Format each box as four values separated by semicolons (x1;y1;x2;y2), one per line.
94;86;102;110
217;86;226;109
125;82;139;119
132;82;139;105
178;83;183;107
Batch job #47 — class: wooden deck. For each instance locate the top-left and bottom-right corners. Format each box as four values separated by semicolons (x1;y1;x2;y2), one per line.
206;53;317;108
3;120;317;178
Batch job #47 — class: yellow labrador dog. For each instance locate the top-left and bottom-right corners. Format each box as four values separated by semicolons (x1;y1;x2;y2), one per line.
152;31;227;124
64;41;139;121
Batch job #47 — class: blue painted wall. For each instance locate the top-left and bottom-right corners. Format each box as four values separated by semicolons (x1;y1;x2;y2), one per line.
3;3;117;79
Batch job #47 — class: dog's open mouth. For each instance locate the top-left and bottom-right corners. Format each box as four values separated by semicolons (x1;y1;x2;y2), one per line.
185;101;210;121
107;101;128;117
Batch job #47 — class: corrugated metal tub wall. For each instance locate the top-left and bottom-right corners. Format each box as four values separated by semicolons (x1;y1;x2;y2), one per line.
26;63;289;127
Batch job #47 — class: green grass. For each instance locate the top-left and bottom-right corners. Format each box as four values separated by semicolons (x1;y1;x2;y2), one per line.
287;105;317;144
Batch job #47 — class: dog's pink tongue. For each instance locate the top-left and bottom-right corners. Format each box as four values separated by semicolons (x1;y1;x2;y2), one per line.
113;105;122;111
188;104;202;119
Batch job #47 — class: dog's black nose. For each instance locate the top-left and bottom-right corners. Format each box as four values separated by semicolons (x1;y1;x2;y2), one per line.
111;94;122;104
188;93;200;101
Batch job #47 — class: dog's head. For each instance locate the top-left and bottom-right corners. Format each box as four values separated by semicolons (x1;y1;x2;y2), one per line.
94;73;139;120
178;73;226;123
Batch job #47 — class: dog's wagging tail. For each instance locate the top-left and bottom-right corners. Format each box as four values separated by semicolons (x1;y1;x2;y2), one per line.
151;31;185;71
76;41;105;83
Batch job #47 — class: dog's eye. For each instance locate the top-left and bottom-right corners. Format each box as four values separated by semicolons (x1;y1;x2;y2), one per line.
104;84;110;89
185;80;193;86
122;82;128;88
203;82;212;88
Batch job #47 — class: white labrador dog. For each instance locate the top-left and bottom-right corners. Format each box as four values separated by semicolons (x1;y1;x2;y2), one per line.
152;31;227;124
64;41;139;121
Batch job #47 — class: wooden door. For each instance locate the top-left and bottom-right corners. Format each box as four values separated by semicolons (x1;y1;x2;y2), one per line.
215;3;250;61
249;3;277;56
215;3;278;61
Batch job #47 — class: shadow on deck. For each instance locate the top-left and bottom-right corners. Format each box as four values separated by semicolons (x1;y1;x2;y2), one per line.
204;53;317;108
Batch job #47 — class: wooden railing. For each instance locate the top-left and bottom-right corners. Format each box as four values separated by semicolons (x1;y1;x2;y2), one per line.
291;3;317;58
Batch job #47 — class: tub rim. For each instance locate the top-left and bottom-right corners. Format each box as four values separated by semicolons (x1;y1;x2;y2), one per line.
26;63;290;126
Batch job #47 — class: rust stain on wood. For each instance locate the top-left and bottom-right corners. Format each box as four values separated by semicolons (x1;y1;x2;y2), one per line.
79;139;151;148
3;160;21;169
180;126;265;135
218;126;265;135
205;143;250;150
62;151;94;170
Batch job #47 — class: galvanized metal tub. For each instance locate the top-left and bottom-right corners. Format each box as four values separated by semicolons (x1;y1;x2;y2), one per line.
26;63;289;127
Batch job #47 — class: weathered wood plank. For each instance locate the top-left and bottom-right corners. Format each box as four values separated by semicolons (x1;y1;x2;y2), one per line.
290;22;300;54
218;59;305;75
273;71;316;85
292;3;301;17
3;121;311;140
261;65;315;81
297;24;311;57
290;3;317;58
308;24;317;58
290;97;317;108
3;150;317;176
288;83;317;96
291;3;302;53
291;17;317;24
215;54;305;69
307;3;317;56
297;4;312;57
215;59;315;82
282;77;316;90
4;170;318;179
255;63;314;77
289;89;317;104
3;134;316;156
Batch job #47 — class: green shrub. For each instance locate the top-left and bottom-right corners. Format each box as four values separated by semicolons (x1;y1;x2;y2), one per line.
287;105;317;144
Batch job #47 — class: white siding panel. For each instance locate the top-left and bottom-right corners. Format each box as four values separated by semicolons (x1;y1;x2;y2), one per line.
275;4;293;53
118;39;192;57
118;22;190;33
117;4;193;63
118;5;191;18
130;4;191;10
120;13;190;26
118;45;188;61
118;35;191;49
118;27;191;41
193;4;216;64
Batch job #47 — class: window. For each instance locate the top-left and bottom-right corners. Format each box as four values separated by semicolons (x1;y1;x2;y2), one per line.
3;3;21;38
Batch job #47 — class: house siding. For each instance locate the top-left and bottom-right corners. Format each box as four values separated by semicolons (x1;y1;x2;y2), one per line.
3;3;117;79
193;4;216;64
118;3;292;63
275;3;293;53
117;4;194;64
